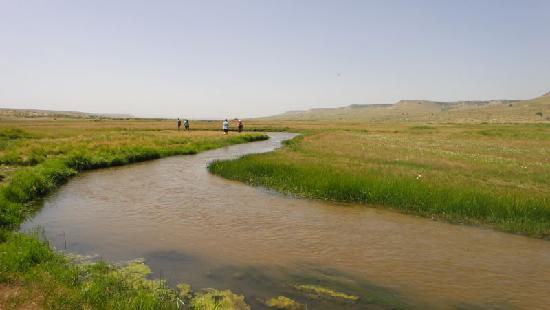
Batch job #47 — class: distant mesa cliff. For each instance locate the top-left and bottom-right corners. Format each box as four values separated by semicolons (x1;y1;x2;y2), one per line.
264;91;549;122
0;108;134;119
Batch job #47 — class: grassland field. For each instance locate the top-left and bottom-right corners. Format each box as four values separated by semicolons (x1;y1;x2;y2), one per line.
0;118;268;310
210;122;550;238
0;117;549;309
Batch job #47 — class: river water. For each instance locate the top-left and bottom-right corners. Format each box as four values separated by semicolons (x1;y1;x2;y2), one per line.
21;133;550;309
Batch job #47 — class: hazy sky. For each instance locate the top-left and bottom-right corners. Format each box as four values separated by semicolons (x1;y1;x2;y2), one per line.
1;0;549;118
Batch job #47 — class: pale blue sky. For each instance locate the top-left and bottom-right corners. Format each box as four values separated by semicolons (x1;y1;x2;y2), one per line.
1;0;549;118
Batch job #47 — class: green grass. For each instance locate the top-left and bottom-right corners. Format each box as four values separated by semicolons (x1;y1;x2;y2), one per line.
209;124;550;238
0;120;267;309
0;233;177;309
0;232;250;309
0;130;267;229
2;118;549;307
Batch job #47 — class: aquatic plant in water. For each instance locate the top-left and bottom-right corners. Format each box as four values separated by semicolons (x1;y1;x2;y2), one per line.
264;295;303;309
190;288;250;310
294;284;359;301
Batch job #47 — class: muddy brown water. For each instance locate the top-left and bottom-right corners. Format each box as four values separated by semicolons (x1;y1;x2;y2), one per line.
21;133;550;309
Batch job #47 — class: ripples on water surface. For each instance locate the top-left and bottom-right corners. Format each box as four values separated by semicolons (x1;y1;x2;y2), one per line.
22;133;550;309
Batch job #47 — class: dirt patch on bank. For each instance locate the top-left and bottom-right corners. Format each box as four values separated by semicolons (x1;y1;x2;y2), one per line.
0;284;42;310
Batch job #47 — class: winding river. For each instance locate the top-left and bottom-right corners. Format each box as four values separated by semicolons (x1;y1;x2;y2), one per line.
21;133;550;309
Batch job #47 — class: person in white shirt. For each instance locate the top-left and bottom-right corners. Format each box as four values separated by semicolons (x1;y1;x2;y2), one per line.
223;119;229;134
183;119;189;130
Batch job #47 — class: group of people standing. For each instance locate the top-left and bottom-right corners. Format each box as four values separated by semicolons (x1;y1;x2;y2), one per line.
177;118;244;134
222;119;244;134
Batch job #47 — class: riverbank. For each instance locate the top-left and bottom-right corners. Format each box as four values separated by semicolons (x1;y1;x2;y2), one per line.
209;123;550;238
0;120;267;309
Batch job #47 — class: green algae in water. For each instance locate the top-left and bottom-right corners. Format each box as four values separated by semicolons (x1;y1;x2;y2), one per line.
287;267;413;309
265;296;303;309
191;288;250;310
295;284;359;301
113;260;176;294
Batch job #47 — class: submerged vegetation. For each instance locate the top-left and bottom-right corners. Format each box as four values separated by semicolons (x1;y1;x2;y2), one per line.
209;123;550;237
294;284;359;301
264;296;302;309
0;119;268;309
190;289;250;310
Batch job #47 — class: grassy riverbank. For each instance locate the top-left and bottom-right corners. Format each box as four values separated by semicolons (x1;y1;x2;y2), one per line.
0;232;252;309
0;119;267;309
209;123;550;238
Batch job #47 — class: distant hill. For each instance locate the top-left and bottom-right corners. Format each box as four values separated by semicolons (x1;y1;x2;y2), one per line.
0;108;134;119
263;92;550;123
